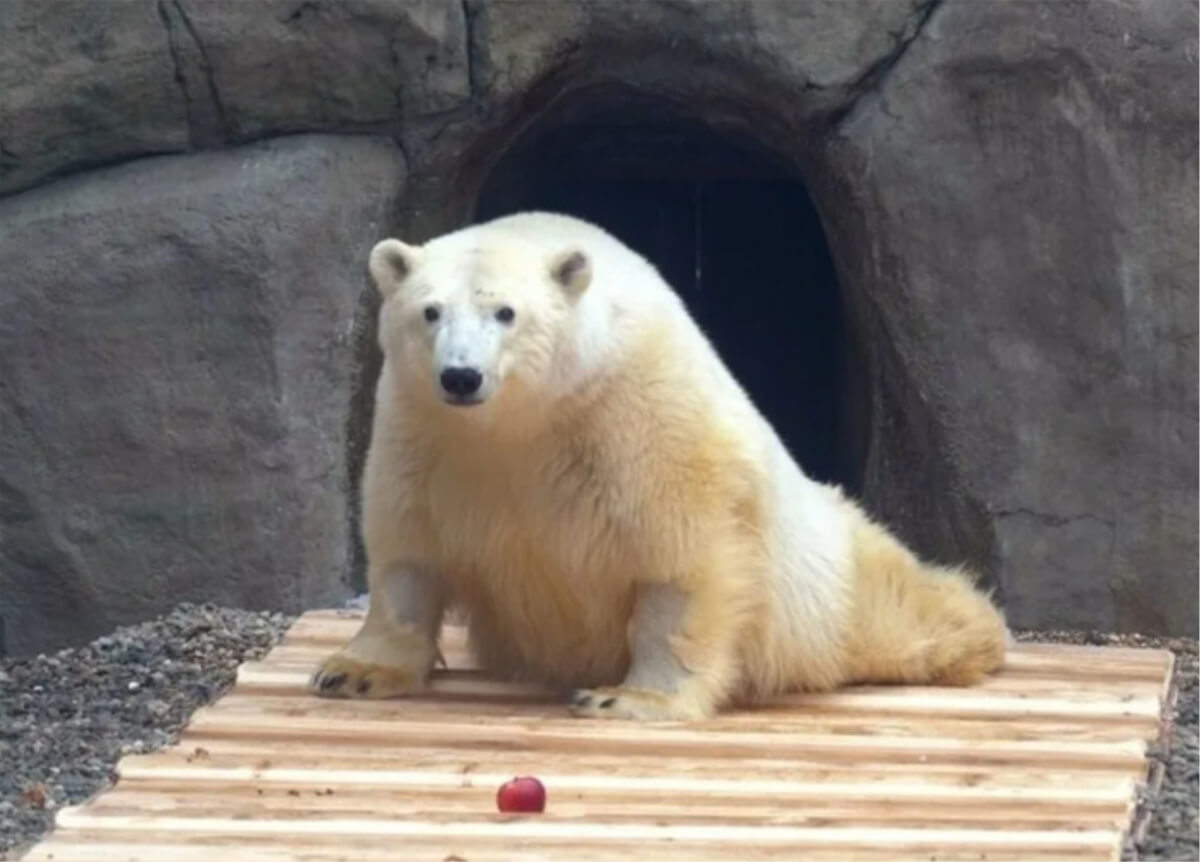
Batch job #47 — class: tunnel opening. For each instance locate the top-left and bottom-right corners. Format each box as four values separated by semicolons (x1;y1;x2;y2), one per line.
475;97;867;492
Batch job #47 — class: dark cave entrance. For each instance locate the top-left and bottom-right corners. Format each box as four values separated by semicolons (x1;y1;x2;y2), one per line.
476;105;866;492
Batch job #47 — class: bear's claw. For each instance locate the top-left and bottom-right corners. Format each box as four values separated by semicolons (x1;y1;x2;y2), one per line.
309;654;426;700
567;686;701;720
315;671;347;692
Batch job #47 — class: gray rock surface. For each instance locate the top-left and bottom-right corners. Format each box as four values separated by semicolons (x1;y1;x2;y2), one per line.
164;0;468;142
0;0;187;193
818;0;1199;635
0;0;927;196
467;0;929;109
0;0;1194;649
0;0;464;194
0;134;406;657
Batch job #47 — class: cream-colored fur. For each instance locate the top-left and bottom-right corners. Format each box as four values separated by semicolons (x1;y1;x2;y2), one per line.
311;211;1007;719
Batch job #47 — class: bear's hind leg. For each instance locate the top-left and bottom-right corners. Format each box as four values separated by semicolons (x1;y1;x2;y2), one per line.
845;522;1007;687
311;566;446;700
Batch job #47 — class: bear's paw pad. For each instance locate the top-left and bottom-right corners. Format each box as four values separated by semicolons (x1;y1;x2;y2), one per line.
309;655;425;700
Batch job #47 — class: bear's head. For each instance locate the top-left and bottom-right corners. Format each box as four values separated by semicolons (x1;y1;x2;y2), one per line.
367;231;593;412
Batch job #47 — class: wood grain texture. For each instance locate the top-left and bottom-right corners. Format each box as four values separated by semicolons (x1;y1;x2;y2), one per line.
21;610;1176;862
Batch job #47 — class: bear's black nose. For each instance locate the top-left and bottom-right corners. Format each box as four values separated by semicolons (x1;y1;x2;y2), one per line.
440;367;483;398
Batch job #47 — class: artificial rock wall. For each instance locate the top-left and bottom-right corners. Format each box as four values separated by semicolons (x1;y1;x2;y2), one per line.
1;0;1195;655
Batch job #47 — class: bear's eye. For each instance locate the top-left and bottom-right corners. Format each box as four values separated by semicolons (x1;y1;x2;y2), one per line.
423;305;440;323
495;306;516;324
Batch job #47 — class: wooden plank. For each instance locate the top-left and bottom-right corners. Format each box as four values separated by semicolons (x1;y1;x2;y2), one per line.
118;746;1143;791
74;789;1131;831
49;812;1125;856
280;614;1170;672
248;649;1174;697
259;640;1174;683
203;692;1163;743
278;641;1171;693
112;761;1138;806
1128;649;1179;849
232;665;1167;725
21;833;1119;862
97;779;1133;814
180;710;1149;770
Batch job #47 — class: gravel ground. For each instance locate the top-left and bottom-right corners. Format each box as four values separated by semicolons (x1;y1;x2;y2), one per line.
1;605;1195;860
0;604;294;860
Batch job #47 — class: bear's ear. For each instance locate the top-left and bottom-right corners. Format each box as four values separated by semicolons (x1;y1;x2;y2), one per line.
368;238;422;299
549;248;592;297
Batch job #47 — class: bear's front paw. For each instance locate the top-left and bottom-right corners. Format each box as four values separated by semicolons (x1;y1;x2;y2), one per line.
567;686;709;721
309;654;428;700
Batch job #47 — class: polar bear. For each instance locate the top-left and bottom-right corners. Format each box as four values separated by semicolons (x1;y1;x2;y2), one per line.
310;211;1007;720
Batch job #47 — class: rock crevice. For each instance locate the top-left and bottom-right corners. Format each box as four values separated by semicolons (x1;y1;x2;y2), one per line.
159;0;230;145
831;0;943;128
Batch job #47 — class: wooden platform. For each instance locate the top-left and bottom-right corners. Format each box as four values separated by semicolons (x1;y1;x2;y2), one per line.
22;609;1177;862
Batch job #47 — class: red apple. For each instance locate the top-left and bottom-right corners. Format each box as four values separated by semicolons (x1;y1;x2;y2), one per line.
496;776;546;813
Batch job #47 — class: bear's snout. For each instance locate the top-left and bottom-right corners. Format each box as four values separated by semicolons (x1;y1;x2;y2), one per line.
440;366;484;403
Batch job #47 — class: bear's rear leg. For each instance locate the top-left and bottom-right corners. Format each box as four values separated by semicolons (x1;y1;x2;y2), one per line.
845;523;1007;687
